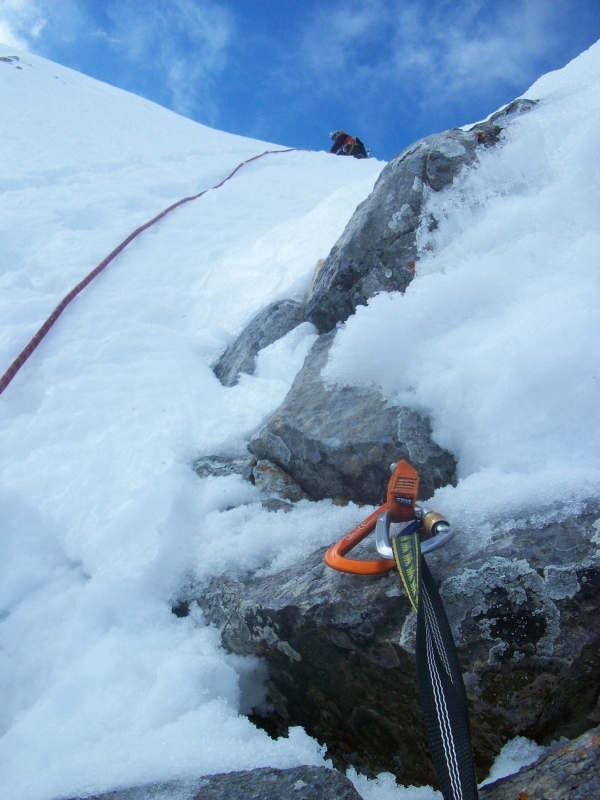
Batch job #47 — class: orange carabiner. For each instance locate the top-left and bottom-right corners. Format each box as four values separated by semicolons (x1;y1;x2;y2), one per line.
324;502;394;574
324;460;420;575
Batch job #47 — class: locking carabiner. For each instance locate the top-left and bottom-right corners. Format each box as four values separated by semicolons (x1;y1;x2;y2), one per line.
375;506;454;559
325;459;454;575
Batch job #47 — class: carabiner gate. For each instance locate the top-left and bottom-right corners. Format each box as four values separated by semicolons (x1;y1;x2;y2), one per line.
375;505;454;559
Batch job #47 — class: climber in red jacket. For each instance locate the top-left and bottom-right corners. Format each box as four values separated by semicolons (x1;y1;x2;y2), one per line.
329;131;369;159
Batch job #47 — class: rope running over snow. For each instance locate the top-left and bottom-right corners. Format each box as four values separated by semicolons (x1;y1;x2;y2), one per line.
0;148;298;396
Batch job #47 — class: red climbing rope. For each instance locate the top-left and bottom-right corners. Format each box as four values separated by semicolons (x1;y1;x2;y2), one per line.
0;148;298;396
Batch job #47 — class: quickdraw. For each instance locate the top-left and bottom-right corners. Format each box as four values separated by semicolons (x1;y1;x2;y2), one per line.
325;460;479;800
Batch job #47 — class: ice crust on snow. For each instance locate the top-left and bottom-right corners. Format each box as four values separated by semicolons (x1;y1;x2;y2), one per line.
1;37;599;800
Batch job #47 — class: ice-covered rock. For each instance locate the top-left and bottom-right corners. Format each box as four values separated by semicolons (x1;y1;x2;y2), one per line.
193;454;257;481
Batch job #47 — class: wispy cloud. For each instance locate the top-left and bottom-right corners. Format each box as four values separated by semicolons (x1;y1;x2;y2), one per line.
299;0;569;103
105;0;234;120
300;0;384;74
0;0;235;125
389;0;562;99
0;0;47;49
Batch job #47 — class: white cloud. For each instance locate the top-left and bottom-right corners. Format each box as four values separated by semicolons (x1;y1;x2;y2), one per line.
0;0;46;49
0;0;97;52
105;0;234;120
300;0;569;103
300;0;384;75
389;0;562;98
0;0;235;125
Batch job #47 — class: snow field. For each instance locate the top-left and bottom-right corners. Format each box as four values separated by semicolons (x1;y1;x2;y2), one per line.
0;46;384;800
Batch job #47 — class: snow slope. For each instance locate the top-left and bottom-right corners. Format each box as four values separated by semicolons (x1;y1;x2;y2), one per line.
0;47;388;800
1;38;599;800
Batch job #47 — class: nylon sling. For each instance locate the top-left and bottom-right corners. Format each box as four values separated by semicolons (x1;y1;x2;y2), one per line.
393;529;479;800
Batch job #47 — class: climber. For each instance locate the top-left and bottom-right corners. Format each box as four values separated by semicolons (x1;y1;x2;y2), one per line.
329;131;369;159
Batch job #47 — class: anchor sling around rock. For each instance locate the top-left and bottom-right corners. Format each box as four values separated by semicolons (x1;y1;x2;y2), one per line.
326;460;478;800
394;532;478;800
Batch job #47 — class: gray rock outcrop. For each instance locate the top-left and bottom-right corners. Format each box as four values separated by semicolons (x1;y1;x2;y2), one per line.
214;300;306;386
248;331;456;504
480;725;600;800
61;766;362;800
191;454;308;513
193;455;257;482
241;100;537;503
305;99;537;334
193;503;600;788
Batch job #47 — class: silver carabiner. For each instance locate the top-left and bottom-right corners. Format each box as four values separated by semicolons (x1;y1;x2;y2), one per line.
375;505;454;559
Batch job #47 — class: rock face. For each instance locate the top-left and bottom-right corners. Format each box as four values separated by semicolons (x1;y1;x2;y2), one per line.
480;725;600;800
305;99;537;334
198;544;434;785
248;331;456;504
211;104;539;504
61;766;362;800
241;100;537;503
214;299;306;386
193;504;600;788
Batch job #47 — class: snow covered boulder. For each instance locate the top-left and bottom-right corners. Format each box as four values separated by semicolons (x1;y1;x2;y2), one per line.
305;99;537;334
248;330;456;504
247;101;539;506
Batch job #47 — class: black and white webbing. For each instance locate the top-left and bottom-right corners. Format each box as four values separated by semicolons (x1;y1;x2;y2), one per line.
394;537;479;800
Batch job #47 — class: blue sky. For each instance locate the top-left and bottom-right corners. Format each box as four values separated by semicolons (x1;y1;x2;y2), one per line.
2;0;600;160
